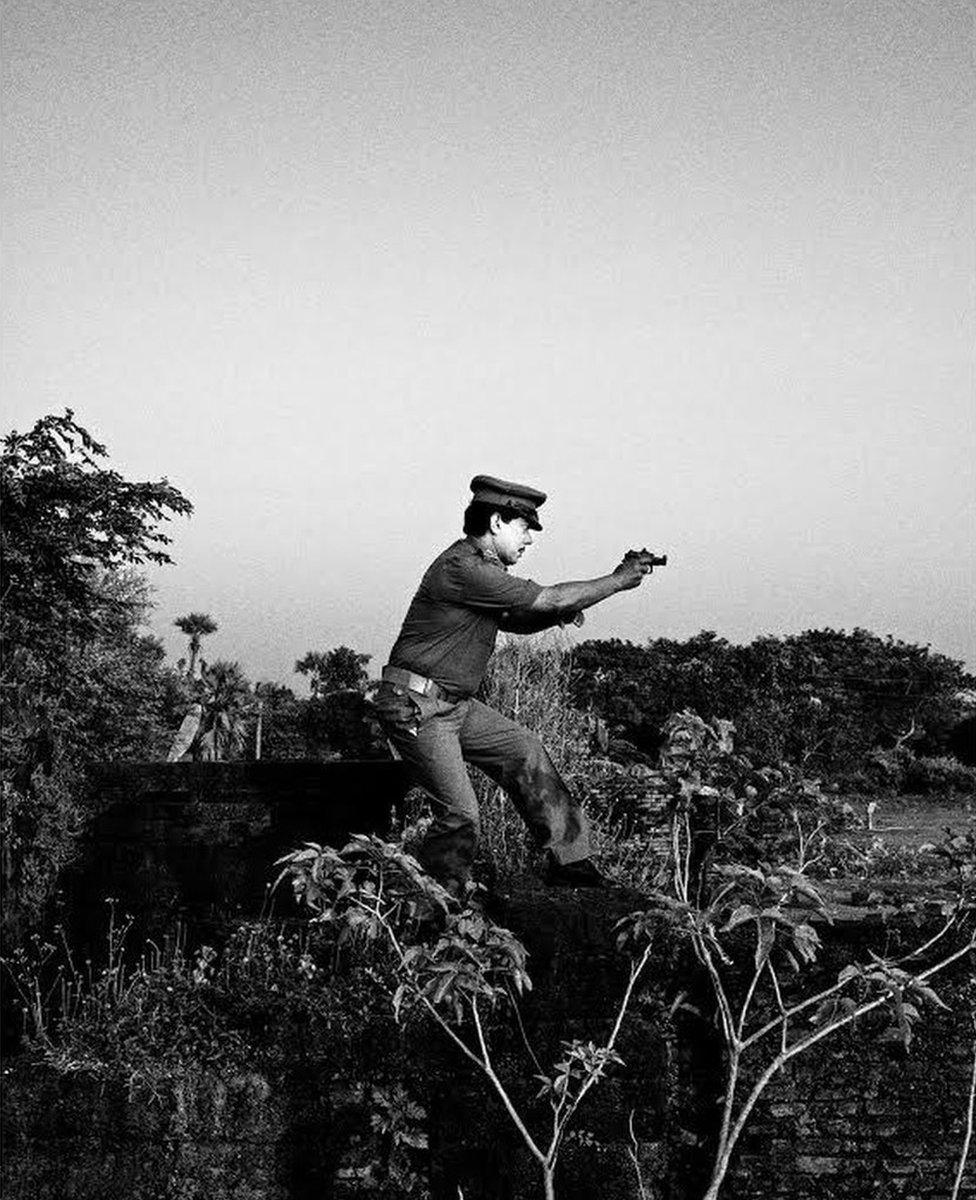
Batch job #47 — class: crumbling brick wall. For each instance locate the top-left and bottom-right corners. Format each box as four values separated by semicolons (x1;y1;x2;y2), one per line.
2;764;973;1199
727;919;974;1200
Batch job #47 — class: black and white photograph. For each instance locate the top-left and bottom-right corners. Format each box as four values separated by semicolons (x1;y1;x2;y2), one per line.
2;2;974;1197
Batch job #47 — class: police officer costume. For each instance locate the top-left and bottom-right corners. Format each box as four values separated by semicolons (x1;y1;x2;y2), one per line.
375;475;593;892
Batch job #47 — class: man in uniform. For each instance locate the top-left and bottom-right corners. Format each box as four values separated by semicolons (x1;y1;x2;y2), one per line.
374;474;656;895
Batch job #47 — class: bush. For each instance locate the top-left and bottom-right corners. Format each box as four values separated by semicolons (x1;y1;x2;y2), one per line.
571;629;975;785
843;748;976;797
902;753;976;796
3;907;407;1097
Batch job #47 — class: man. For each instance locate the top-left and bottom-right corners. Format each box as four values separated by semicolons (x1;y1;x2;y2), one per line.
374;474;655;895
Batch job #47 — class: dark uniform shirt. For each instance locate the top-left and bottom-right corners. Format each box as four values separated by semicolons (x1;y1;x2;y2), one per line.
389;538;543;696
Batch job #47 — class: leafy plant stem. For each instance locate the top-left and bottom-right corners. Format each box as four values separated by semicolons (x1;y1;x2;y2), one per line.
626;1109;649;1200
950;1014;976;1200
702;932;975;1200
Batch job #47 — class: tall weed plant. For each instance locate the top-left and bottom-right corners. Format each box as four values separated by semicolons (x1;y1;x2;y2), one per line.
475;635;669;888
474;635;596;879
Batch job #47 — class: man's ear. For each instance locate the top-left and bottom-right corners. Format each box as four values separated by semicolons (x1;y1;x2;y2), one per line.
488;511;503;535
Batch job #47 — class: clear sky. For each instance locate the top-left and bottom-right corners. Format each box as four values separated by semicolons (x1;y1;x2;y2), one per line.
3;0;974;684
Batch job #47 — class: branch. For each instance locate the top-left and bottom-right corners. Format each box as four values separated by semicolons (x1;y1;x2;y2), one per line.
506;980;544;1076
743;913;967;1051
951;1015;976;1200
368;896;548;1166
549;943;655;1166
695;934;737;1049
471;999;547;1166
895;913;963;966
735;935;768;1042
709;934;975;1199
627;1109;649;1200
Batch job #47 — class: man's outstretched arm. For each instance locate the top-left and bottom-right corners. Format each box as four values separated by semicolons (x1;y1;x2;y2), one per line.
527;553;651;615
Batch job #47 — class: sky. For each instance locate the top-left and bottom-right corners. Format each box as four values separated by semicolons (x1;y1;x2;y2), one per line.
3;0;974;685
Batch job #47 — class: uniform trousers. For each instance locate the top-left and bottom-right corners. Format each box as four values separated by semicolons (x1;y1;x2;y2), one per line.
378;687;591;887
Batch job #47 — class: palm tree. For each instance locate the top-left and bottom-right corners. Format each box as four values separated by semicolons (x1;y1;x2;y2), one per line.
195;659;252;760
174;612;218;678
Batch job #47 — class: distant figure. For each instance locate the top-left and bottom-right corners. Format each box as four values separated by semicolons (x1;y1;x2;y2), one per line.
373;474;657;896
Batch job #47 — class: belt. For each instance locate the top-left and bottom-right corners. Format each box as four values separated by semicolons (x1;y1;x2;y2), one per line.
381;665;463;702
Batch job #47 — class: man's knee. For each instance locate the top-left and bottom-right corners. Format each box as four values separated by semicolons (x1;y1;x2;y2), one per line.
505;728;547;771
513;735;563;790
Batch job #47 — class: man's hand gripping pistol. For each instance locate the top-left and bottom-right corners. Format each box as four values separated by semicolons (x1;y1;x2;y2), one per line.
625;548;668;570
612;547;668;592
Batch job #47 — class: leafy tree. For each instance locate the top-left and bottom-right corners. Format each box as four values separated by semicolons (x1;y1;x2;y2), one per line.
1;411;191;937
290;646;381;760
195;660;253;761
3;570;187;939
253;682;306;761
295;646;371;698
2;409;191;681
173;612;217;677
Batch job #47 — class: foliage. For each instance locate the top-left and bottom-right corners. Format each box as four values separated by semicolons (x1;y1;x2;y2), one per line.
254;681;308;761
295;646;372;698
1;412;191;940
901;753;976;795
472;635;607;880
2;904;435;1196
193;659;253;761
252;678;389;761
262;646;388;760
173;611;217;677
2;572;186;939
1;409;191;678
572;629;974;784
617;711;976;1200
278;834;655;1200
2;903;395;1089
1;764;83;946
368;1083;430;1195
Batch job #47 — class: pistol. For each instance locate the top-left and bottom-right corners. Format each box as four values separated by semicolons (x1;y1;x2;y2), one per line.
625;548;668;569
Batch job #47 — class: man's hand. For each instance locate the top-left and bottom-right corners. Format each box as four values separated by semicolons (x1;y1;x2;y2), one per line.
532;549;665;615
559;610;585;628
613;553;653;590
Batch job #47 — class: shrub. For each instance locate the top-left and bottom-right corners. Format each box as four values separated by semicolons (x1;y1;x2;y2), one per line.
902;753;976;796
571;629;975;784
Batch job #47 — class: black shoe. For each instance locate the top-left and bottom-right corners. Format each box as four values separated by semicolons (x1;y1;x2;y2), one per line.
543;856;607;888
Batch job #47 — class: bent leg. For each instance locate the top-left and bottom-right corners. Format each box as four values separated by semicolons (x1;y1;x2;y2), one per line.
459;700;591;865
378;691;480;887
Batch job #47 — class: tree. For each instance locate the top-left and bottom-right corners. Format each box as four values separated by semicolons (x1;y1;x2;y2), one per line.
295;646;371;698
617;711;976;1200
194;660;253;761
1;409;192;682
253;682;307;762
1;410;191;937
173;612;217;678
571;630;975;782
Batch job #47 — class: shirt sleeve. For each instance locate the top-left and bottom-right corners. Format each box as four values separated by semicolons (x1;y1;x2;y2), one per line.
436;554;543;614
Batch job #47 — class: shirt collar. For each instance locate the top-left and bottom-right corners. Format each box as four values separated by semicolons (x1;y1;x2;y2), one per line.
465;536;506;569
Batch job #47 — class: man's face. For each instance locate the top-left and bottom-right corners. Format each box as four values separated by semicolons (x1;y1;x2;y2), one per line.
491;514;534;566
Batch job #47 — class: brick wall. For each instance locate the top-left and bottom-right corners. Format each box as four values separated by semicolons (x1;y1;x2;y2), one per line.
59;760;412;946
3;763;973;1199
727;920;975;1200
